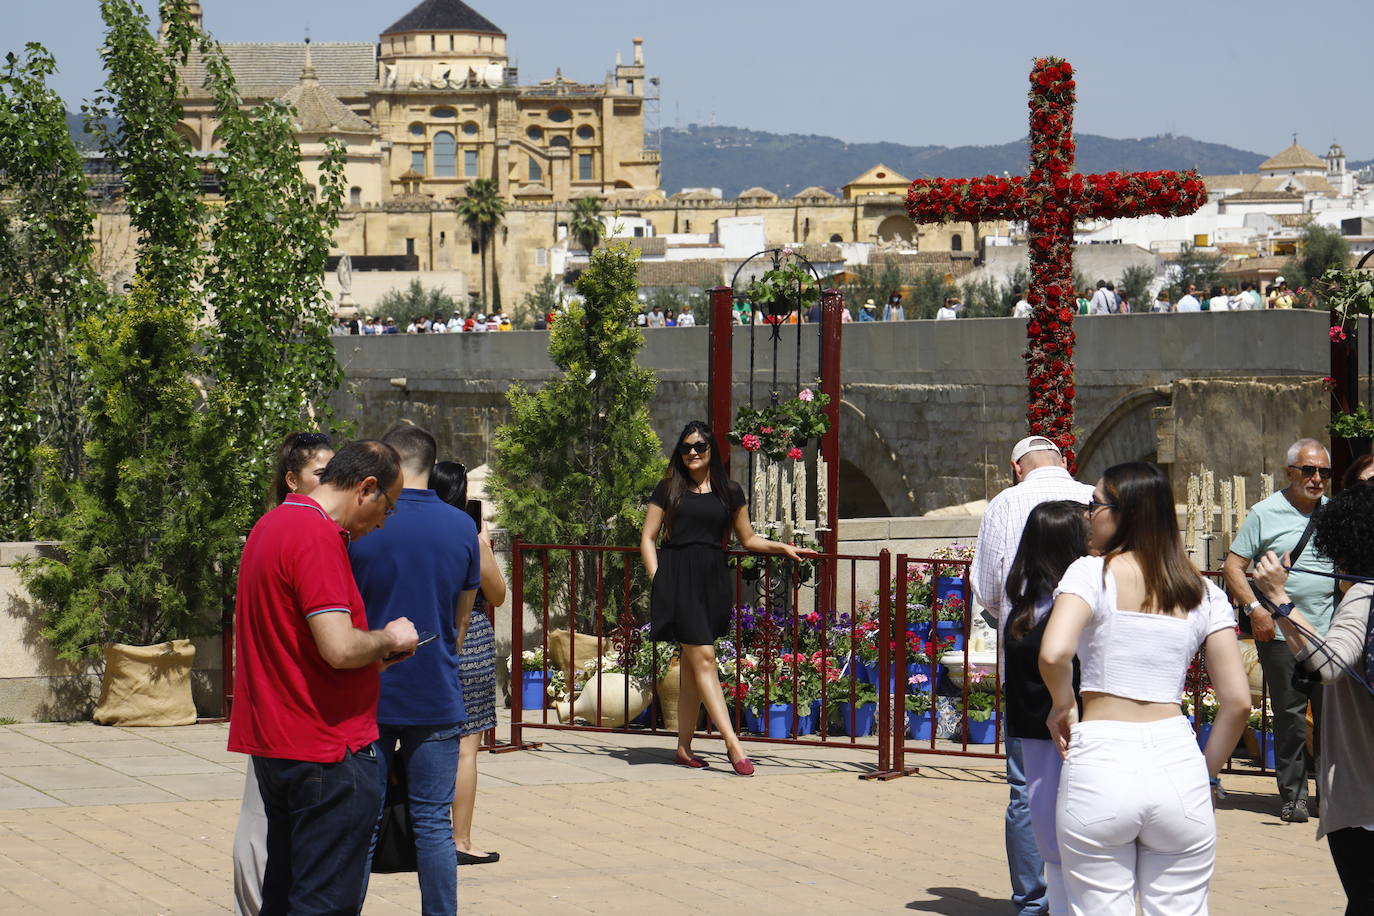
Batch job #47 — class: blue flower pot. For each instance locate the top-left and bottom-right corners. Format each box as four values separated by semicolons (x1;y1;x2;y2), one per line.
1251;728;1277;770
632;705;654;728
935;575;965;604
906;622;932;640
834;702;876;736
935;620;966;651
744;707;764;734
796;710;816;735
907;710;933;740
1195;722;1212;750
767;703;794;739
520;671;547;711
966;714;998;745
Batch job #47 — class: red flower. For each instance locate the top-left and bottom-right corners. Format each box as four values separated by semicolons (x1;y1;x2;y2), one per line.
788;447;804;461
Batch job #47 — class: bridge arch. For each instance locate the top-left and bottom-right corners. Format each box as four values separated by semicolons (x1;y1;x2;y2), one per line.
838;398;916;517
1076;387;1171;483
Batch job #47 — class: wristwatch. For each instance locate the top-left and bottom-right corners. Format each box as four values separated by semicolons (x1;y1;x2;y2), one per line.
1242;601;1263;616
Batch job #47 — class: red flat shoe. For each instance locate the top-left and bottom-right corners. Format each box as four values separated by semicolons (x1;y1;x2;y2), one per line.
730;756;755;777
674;749;708;769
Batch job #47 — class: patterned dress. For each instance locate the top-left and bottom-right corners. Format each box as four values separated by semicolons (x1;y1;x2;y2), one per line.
458;594;497;736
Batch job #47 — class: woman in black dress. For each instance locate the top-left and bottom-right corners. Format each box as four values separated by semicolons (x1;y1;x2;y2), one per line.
639;421;810;776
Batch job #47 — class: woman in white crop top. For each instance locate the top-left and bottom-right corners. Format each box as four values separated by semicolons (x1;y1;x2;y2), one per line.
1039;462;1250;916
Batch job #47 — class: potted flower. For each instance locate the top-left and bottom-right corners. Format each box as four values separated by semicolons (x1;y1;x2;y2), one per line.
905;685;934;740
742;254;819;320
1181;687;1219;749
963;671;1000;744
828;674;879;737
934;595;969;650
515;648;550;711
1247;702;1276;770
729;383;831;463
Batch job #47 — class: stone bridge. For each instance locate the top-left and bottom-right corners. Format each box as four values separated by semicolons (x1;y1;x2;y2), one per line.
332;310;1334;515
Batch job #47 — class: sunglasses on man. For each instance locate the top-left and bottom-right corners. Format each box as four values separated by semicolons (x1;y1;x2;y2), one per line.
1288;464;1333;480
678;441;710;455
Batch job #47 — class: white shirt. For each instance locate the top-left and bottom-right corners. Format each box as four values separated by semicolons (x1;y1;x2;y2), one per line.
1175;294;1201;312
1208;295;1230;312
676;312;696;327
1089;288;1112;315
647;311;666;328
970;465;1095;624
1054;556;1236;703
1246;290;1264;310
447;317;464;332
936;306;957;320
1012;300;1033;318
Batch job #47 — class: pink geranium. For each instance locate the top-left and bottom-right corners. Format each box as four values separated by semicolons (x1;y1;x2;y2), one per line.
741;433;761;451
787;447;803;461
798;388;814;402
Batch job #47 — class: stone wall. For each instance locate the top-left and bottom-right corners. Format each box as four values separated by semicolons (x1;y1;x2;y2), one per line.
333;309;1333;514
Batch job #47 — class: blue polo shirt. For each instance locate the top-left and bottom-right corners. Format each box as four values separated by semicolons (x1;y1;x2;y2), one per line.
349;488;481;725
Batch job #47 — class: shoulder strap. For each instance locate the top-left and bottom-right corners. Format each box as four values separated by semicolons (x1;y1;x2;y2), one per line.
1288;496;1325;565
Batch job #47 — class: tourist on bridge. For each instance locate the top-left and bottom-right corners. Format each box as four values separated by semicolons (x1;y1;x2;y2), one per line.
227;440;417;916
1251;481;1374;915
1001;499;1090;915
1041;462;1249;915
432;460;506;867
640;421;812;777
1175;284;1202;313
1223;438;1336;824
971;435;1092;916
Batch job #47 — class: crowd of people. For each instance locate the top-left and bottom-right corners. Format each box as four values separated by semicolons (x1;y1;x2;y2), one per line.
228;425;505;916
973;433;1373;915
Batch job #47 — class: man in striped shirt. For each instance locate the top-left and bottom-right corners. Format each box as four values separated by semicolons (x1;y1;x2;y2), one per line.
971;435;1093;916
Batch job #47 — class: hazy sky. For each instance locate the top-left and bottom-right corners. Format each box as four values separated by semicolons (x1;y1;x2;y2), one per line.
9;0;1370;157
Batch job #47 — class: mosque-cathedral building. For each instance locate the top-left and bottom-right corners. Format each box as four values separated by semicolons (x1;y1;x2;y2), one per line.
84;0;984;308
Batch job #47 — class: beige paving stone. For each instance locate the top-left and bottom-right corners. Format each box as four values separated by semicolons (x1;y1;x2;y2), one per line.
3;763;142;791
137;771;246;801
46;785;184;806
101;754;234;777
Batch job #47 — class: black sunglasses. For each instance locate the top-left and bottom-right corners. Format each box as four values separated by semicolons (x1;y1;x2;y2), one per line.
294;432;332;448
1288;464;1332;480
1087;498;1116;513
678;440;710;455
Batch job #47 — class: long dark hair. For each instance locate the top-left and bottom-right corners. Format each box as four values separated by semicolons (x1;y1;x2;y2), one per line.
1005;500;1090;640
1099;461;1203;614
431;460;468;509
660;420;734;536
272;432;333;505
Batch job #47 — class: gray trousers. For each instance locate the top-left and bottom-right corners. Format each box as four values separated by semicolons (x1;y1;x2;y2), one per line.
232;762;267;916
1254;639;1322;806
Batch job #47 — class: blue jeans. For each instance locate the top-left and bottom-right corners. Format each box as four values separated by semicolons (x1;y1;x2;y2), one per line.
254;746;381;916
363;723;462;916
1006;736;1049;914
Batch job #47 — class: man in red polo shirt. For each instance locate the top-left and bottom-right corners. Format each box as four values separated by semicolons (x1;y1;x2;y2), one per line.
229;440;418;915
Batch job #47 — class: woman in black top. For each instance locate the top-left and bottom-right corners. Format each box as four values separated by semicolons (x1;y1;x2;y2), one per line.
1003;499;1088;916
640;421;809;776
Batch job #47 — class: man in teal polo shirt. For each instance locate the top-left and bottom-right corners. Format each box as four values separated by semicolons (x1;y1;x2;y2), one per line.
1223;437;1336;824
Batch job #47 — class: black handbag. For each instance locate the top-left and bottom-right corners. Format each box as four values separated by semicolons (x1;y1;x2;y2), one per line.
371;754;417;874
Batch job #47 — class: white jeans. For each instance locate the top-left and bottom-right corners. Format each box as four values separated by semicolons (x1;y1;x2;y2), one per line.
1057;717;1215;915
1022;737;1067;915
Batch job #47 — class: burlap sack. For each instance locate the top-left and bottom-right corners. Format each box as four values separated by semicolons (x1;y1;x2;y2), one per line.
93;640;197;727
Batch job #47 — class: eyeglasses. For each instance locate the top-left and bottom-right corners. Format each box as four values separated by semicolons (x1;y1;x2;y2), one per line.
1087;499;1116;513
678;441;710;455
377;487;397;517
1288;464;1333;480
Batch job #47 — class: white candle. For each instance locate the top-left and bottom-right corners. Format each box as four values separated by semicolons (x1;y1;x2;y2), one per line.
753;456;765;520
1232;476;1247;531
792;458;805;533
1220;478;1233;543
765;462;778;531
780;462;793;538
1184;473;1199;553
1202;470;1214;537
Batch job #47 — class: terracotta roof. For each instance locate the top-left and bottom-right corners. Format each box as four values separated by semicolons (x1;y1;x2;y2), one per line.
631;259;728;288
278;56;375;134
736;186;778;201
1223;189;1303;203
1258;142;1326;172
178;43;377;95
383;0;503;36
792;186;836;200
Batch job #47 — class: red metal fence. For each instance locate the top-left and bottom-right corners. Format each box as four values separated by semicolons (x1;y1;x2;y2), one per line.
502;542;1284;779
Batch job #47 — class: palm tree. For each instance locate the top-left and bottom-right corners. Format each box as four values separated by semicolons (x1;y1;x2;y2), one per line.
569;195;604;254
458;178;506;310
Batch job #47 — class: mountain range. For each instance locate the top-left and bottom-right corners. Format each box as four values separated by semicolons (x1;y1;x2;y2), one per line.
64;113;1366;199
659;124;1346;198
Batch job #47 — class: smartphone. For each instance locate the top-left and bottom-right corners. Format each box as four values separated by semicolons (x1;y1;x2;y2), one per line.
384;630;439;662
465;499;482;528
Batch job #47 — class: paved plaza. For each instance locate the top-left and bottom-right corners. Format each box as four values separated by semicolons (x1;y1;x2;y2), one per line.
0;720;1342;915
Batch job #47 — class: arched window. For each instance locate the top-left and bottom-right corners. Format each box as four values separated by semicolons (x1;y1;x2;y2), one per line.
829;233;843;243
548;108;572;123
409;123;425;137
950;233;963;251
463;121;479;136
431;107;457;119
433;131;457;177
350;187;362;206
550;136;570;148
527;126;543;141
576;125;595;141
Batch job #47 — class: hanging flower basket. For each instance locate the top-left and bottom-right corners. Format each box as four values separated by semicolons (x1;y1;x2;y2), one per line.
729;384;830;462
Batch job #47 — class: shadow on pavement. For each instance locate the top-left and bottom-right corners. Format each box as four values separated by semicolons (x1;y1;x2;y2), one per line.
906;886;1006;913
